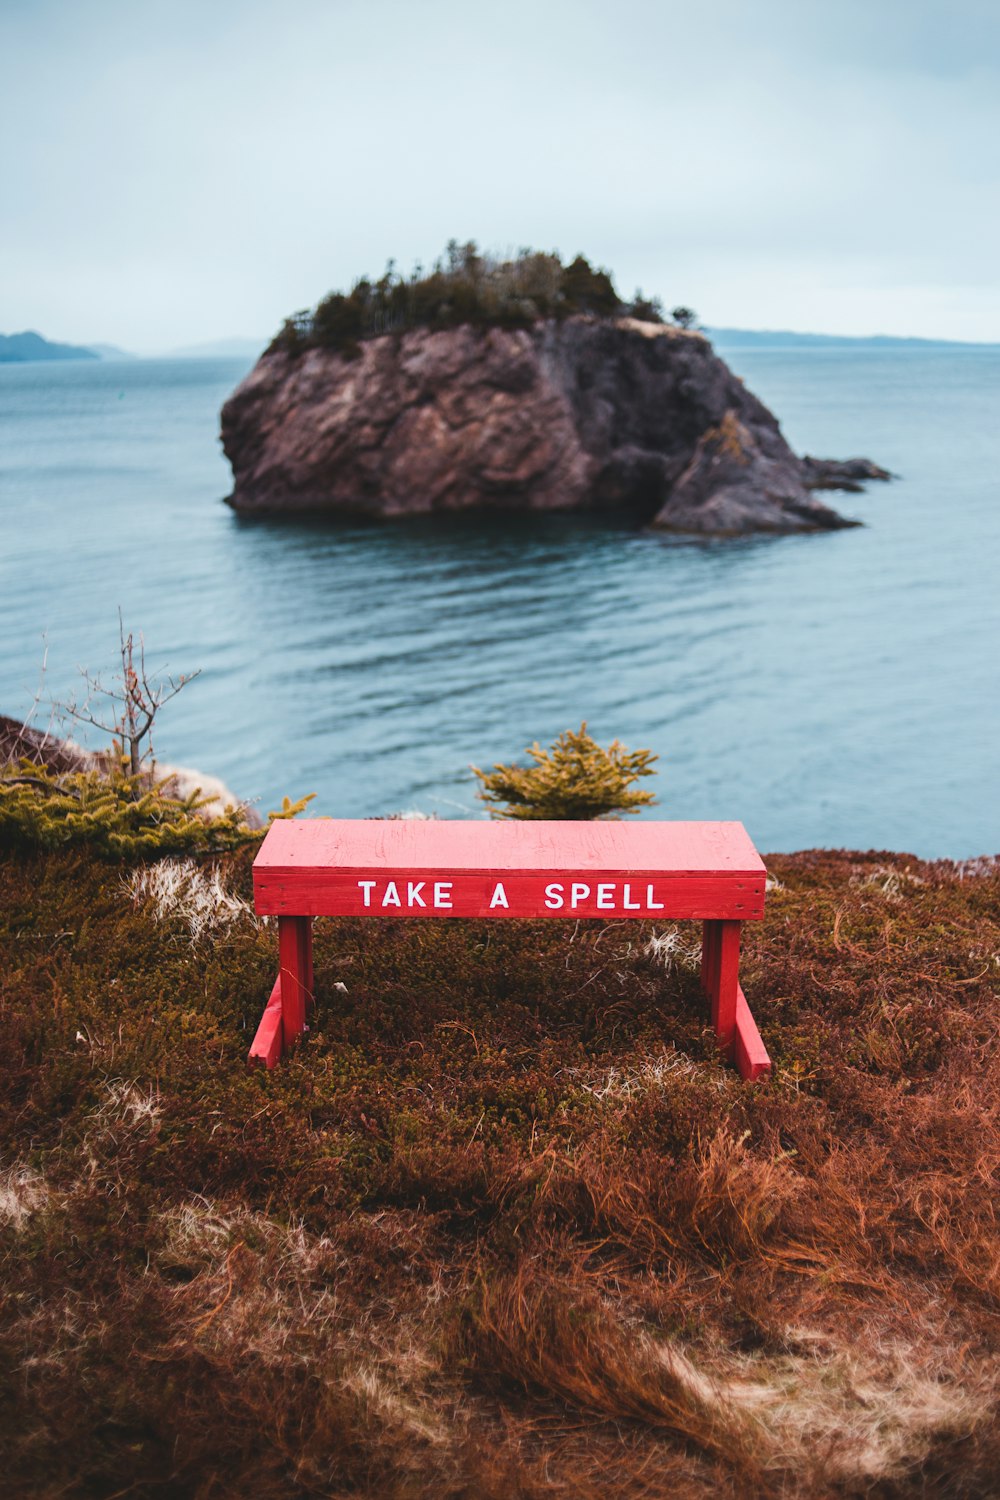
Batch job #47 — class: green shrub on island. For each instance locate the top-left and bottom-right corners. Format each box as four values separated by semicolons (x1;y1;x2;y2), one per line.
473;723;658;820
0;760;312;860
268;240;670;359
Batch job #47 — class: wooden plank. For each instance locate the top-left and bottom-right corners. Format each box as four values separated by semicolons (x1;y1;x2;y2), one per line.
714;921;741;1058
734;985;771;1082
298;917;314;1013
248;979;283;1069
700;919;719;1002
254;818;766;878
279;917;308;1047
255;869;765;920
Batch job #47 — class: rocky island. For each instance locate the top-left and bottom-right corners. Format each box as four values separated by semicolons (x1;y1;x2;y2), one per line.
222;245;889;534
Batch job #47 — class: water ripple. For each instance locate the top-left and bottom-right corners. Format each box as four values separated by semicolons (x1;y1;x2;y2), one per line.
2;352;999;855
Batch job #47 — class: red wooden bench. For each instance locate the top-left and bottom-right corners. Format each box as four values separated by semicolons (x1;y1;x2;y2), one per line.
249;819;771;1081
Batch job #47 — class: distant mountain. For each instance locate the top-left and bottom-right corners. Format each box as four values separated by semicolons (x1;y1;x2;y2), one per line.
706;327;996;350
0;330;99;363
164;336;267;360
89;342;137;361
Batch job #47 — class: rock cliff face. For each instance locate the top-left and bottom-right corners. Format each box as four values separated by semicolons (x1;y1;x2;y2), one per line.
221;317;888;534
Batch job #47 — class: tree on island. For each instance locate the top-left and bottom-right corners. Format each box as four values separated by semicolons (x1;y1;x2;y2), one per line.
267;242;691;360
670;306;699;330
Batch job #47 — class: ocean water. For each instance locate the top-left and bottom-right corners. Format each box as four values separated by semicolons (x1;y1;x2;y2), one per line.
0;346;997;857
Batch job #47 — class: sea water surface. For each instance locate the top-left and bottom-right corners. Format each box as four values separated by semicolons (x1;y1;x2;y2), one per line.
0;346;997;857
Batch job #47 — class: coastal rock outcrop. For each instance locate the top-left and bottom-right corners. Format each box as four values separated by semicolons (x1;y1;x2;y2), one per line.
801;455;893;491
222;317;888;534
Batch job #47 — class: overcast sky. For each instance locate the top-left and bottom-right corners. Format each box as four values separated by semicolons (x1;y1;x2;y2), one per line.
2;0;998;351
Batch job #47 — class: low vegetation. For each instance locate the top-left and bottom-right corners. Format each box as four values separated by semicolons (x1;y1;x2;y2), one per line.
0;759;313;859
0;761;257;857
1;838;997;1496
267;240;685;359
0;626;312;858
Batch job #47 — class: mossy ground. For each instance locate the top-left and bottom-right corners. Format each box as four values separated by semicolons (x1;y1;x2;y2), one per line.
1;845;998;1498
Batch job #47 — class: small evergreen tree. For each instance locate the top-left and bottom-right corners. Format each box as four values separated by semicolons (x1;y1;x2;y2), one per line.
473;723;658;821
627;290;664;323
1;621;317;859
0;760;315;860
670;306;698;330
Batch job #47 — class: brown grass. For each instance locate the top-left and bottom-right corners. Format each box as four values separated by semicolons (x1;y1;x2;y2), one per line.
1;844;998;1497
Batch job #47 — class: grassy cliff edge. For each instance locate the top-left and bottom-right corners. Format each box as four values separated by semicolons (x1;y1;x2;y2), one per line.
1;842;998;1497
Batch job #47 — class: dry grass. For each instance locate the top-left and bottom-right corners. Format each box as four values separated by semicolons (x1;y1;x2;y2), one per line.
126;856;259;942
1;844;998;1497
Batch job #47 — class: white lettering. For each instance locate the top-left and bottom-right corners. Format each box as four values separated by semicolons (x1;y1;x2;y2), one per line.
596;882;615;909
434;881;453;908
382;881;401;907
646;883;664;910
570;882;591;909
544;882;565;909
489;882;509;909
407;881;426;907
358;880;377;907
622;882;640;910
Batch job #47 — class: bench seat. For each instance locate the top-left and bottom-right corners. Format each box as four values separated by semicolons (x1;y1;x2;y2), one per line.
250;819;771;1080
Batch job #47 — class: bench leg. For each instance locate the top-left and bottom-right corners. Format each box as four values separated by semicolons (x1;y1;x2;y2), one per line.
247;918;314;1068
248;978;284;1069
701;918;771;1080
734;985;771;1082
702;918;739;1061
714;920;740;1061
279;915;312;1049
